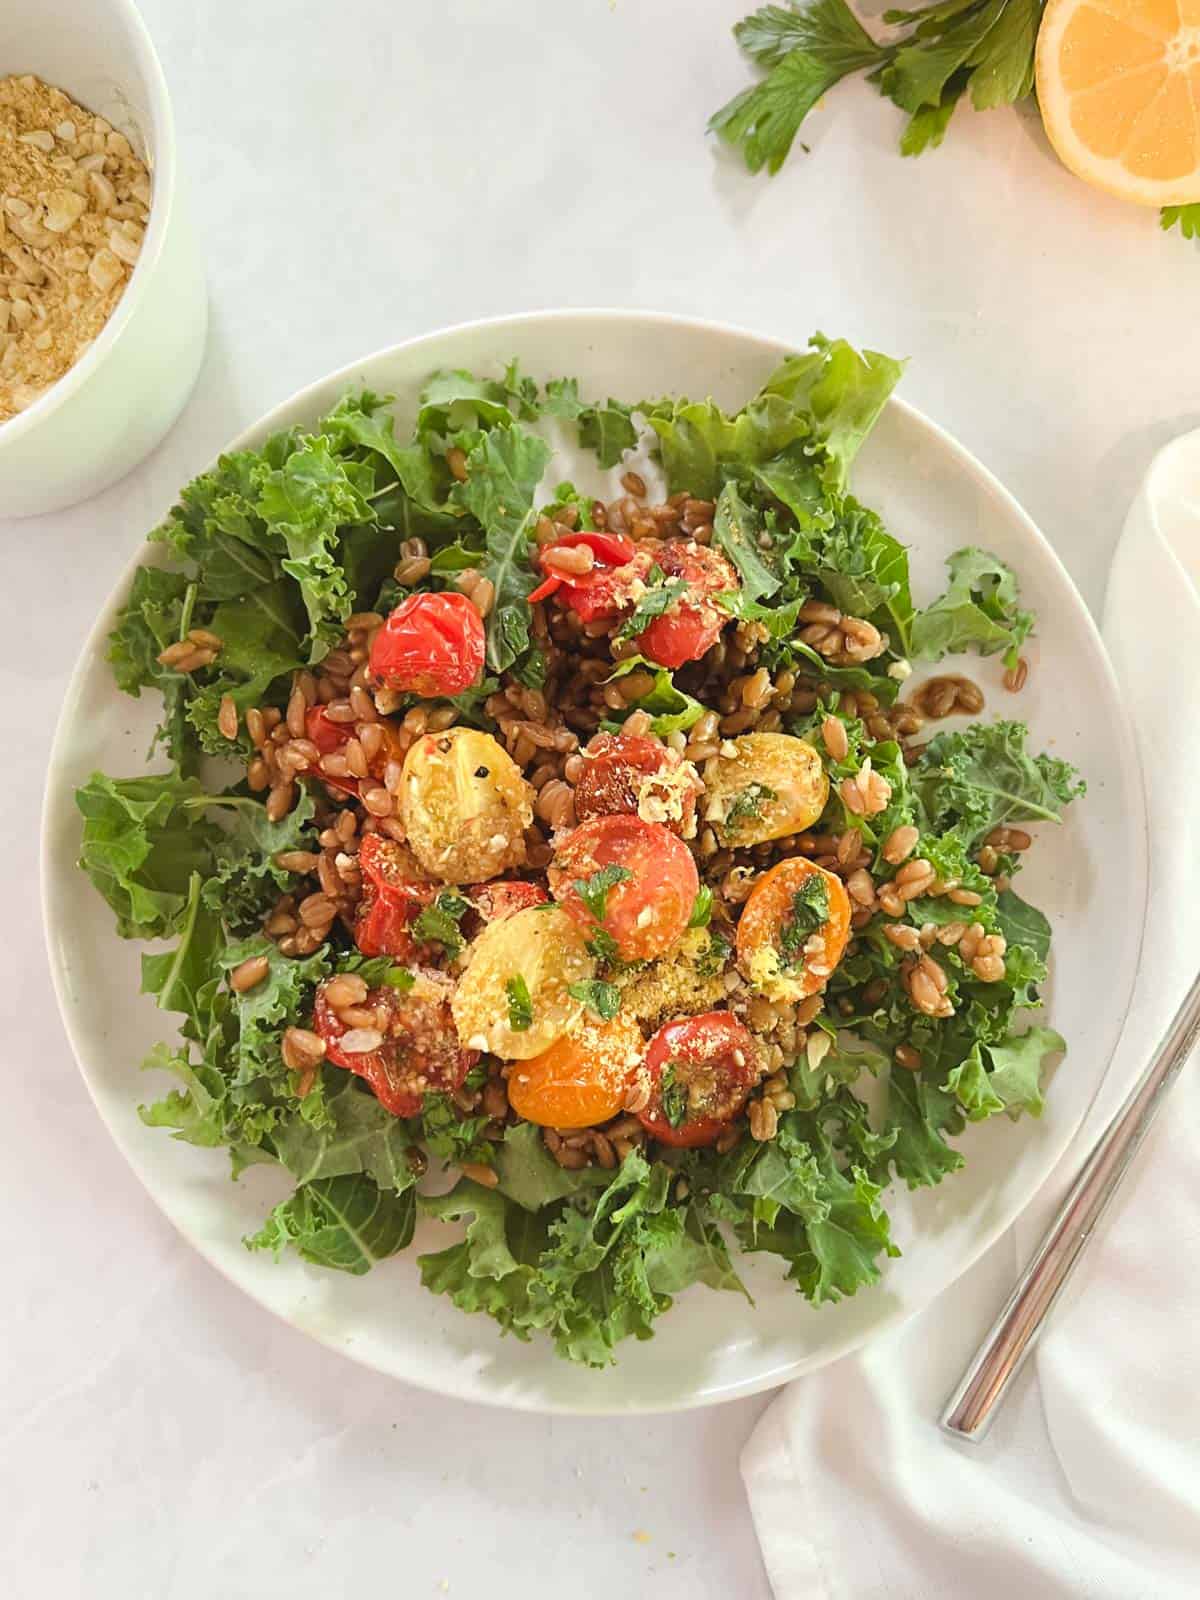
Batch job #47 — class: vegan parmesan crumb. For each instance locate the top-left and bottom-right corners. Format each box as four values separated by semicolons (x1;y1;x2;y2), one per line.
0;74;152;421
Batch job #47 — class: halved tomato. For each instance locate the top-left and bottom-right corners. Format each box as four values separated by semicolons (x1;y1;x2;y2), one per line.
636;1011;760;1148
352;834;435;960
306;708;408;800
554;542;660;624
573;731;698;838
735;857;851;1001
507;1010;645;1129
548;814;698;962
637;542;737;669
314;975;475;1117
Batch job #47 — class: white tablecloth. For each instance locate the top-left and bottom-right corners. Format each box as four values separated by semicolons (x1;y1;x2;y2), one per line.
7;3;1200;1595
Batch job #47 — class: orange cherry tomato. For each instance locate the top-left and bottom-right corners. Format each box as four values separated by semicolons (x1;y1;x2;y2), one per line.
637;542;737;669
636;1011;760;1148
507;1010;645;1129
735;857;851;1000
314;976;475;1117
548;815;699;962
573;732;697;838
369;591;485;697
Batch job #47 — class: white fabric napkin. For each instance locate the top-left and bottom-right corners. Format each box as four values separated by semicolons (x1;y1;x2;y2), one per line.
741;436;1200;1600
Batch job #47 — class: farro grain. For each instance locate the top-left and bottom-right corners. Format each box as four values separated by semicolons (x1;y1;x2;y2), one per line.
230;954;270;992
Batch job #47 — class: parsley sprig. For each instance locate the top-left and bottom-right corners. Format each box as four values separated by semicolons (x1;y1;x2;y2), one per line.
567;979;622;1021
779;874;830;965
614;564;688;641
572;864;632;922
506;974;534;1031
413;890;471;958
710;0;1190;247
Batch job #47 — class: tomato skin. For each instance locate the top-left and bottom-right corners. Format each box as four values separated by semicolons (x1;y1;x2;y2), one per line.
573;732;697;838
369;592;485;697
562;545;659;624
507;1011;645;1129
637;1012;760;1148
468;880;549;922
636;542;737;669
354;886;430;960
314;979;475;1116
548;814;699;962
306;704;349;755
735;857;851;1000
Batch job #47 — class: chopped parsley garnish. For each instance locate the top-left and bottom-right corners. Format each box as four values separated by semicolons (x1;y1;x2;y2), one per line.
567;979;622;1021
659;1064;689;1128
585;927;622;965
506;975;534;1031
380;966;416;990
724;782;777;830
614;564;688;641
694;931;731;979
413;890;471;958
778;875;830;965
572;863;632;922
688;886;714;929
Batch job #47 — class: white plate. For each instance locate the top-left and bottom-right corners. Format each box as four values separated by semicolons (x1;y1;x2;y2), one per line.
42;311;1147;1414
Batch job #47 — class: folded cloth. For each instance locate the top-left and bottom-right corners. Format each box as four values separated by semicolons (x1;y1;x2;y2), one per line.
741;435;1200;1600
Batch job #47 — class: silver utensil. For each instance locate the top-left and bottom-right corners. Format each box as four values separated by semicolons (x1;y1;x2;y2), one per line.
941;966;1200;1443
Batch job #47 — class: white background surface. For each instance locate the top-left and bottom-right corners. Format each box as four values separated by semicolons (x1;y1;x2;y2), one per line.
7;3;1200;1596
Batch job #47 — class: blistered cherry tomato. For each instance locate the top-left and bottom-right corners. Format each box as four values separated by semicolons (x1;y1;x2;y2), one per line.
535;537;661;624
637;542;738;669
573;732;697;838
531;531;636;606
468;880;549;923
507;1011;645;1129
314;975;475;1117
636;1011;760;1148
305;708;408;800
352;835;434;960
549;814;698;962
369;592;485;697
735;857;851;1002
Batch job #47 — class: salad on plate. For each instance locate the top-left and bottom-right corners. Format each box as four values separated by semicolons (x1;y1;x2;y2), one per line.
76;334;1084;1368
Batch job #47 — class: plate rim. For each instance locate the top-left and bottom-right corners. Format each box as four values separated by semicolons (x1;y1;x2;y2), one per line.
41;307;1150;1414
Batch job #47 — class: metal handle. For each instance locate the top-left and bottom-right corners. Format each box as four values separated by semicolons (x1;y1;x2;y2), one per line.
941;966;1200;1443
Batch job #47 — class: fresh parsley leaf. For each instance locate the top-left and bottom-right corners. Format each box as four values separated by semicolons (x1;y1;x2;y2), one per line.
506;974;534;1031
709;2;886;175
660;1064;689;1128
413;890;471;957
778;874;830;962
688;887;714;928
724;782;778;830
614;566;688;642
586;927;622;965
567;979;622;1021
573;864;633;922
1162;204;1200;241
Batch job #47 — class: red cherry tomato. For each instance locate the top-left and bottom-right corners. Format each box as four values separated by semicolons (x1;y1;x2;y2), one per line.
637;542;738;669
531;531;637;610
369;592;485;697
353;834;435;960
573;732;697;838
314;979;475;1117
305;704;350;755
548;814;698;962
468;880;549;922
637;1012;760;1148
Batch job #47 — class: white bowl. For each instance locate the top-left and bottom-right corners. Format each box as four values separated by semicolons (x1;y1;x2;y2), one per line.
42;311;1147;1413
0;0;206;517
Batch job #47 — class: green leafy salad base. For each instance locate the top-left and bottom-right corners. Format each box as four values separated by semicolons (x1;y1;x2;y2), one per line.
76;333;1083;1369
